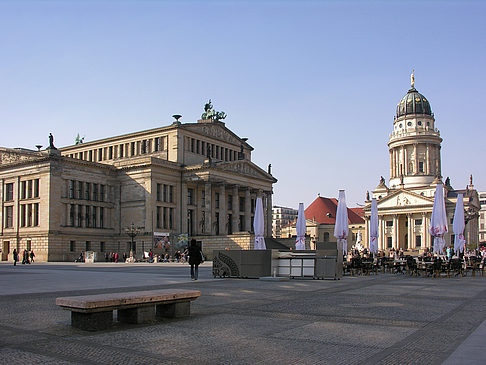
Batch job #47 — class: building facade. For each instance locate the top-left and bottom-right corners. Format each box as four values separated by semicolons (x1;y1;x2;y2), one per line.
272;205;298;238
0;104;277;262
479;192;486;244
363;76;480;252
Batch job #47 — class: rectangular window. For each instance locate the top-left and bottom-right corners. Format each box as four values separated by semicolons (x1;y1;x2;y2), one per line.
239;215;244;231
251;199;255;214
100;185;105;202
33;203;39;226
85;206;91;228
27;204;32;226
169;208;174;229
69;180;75;199
27;180;33;198
188;188;194;205
196;140;200;154
33;179;39;198
93;184;98;202
21;205;26;227
77;181;83;200
98;148;103;161
89;150;93;161
418;161;424;173
109;146;113;159
202;190;206;205
141;140;147;154
386;221;393;227
100;241;105;252
86;241;91;251
154;138;159;152
191;138;195;153
163;184;168;202
169;186;173;203
70;241;75;252
131;142;135;156
77;205;82;227
99;207;104;228
26;240;31;251
387;236;392;248
92;206;97;228
228;213;232;234
163;207;167;229
215;193;220;209
21;181;26;199
5;206;13;228
239;197;245;212
5;183;14;201
119;144;124;158
157;184;161;201
157;206;161;229
228;195;233;210
85;183;91;201
415;235;422;247
70;204;75;226
415;219;422;225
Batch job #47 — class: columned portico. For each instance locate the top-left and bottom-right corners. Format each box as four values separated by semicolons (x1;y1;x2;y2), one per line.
219;184;226;235
232;185;239;234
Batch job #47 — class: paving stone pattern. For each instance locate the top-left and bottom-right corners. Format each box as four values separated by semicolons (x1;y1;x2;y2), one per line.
0;263;485;364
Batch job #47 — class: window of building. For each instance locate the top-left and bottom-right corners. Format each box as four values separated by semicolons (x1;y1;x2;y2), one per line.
27;204;32;226
418;121;422;126
196;140;200;154
100;242;105;252
21;205;26;227
163;207;168;229
228;195;233;210
33;203;39;226
85;206;91;228
86;241;91;251
77;205;82;227
154;138;159;152
69;180;75;199
70;204;75;226
99;207;104;228
141;140;147;154
98;148;103;161
239;215;245;231
34;179;39;198
239;197;245;212
251;199;255;214
5;183;13;201
21;181;26;199
93;184;98;201
27;180;32;198
119;144;124;158
415;219;422;225
169;208;174;229
323;232;330;242
418;161;424;173
26;240;31;251
100;185;105;202
70;241;75;252
77;181;83;200
157;184;161;201
201;190;206;205
4;206;13;228
85;183;91;201
109;146;113;159
416;235;421;247
169;185;173;203
191;138;195;153
164;184;168;202
387;237;393;248
92;207;97;228
386;221;393;227
188;188;194;205
215;193;220;209
131;142;135;156
157;206;161;229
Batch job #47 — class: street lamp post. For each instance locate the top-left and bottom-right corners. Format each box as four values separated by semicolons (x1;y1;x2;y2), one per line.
124;223;144;259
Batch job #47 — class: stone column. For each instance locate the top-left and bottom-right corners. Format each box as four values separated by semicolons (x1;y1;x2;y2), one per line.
180;182;188;233
219;184;226;235
364;216;370;250
379;217;385;251
232;185;239;233
266;190;273;237
414;144;418;175
74;205;79;227
389;150;393;179
426;144;430;175
423;213;429;250
393;215;399;250
244;188;251;232
407;214;412;250
204;183;212;235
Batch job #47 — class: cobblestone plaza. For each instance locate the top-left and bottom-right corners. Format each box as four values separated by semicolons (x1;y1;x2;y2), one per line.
0;263;484;364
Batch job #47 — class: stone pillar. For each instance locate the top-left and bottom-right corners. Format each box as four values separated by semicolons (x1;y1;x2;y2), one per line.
414;144;418;175
423;212;428;250
244;188;251;232
232;185;239;233
426;144;430;175
393;215;399;250
74;205;79;227
204;183;212;235
379;217;385;251
389;150;393;179
266;190;273;237
181;182;188;233
364;216;370;250
407;214;412;250
219;184;226;235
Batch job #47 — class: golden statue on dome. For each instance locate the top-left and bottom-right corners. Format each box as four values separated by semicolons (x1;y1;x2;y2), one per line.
411;69;415;88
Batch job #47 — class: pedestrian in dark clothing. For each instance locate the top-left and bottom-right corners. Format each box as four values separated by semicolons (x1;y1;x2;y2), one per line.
188;239;203;280
13;249;18;266
30;250;35;263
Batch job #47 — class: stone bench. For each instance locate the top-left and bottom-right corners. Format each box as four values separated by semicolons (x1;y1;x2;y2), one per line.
56;289;201;331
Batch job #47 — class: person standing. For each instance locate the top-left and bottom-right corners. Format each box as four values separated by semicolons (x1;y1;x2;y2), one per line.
13;249;18;266
188;239;203;281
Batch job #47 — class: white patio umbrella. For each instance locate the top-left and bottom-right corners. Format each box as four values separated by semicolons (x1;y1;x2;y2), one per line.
295;203;306;250
253;197;266;250
453;193;466;255
334;190;349;254
369;198;379;255
429;182;448;254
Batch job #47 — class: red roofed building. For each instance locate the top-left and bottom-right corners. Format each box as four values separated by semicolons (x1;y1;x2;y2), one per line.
280;196;365;250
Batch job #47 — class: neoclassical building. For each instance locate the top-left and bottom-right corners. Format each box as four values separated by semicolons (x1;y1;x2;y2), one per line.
363;76;480;252
0;102;276;262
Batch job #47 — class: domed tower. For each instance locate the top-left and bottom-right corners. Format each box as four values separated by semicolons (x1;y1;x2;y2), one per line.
388;72;442;188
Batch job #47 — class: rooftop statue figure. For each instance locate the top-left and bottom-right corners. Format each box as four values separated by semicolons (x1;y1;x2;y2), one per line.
48;133;56;149
201;99;227;122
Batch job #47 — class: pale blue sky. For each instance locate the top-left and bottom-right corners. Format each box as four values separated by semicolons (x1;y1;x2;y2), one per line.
1;0;485;208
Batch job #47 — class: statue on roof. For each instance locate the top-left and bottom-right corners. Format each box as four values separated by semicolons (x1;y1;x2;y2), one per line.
201;99;227;122
48;133;56;149
75;133;85;145
411;69;415;88
470;174;473;185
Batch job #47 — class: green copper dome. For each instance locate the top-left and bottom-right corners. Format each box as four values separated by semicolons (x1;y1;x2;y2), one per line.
396;88;432;118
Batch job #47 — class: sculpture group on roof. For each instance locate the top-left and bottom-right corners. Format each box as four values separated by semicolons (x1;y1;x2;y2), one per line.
201;99;227;122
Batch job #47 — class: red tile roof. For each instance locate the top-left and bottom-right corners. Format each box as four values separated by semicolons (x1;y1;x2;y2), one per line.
304;197;364;225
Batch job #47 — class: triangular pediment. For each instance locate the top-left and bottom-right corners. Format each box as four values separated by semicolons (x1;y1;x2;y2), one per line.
0;148;44;167
215;160;276;182
376;190;434;209
183;122;249;148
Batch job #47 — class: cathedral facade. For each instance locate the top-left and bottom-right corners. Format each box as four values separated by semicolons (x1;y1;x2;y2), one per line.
0;103;276;262
363;77;480;252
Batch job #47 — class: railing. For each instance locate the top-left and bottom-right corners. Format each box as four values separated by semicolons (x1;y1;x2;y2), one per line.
389;128;440;140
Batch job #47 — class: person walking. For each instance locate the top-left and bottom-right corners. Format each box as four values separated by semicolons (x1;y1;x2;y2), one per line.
29;250;35;263
188;239;203;281
13;249;18;266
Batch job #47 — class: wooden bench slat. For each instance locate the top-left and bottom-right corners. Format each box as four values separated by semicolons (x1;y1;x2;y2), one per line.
56;289;201;311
